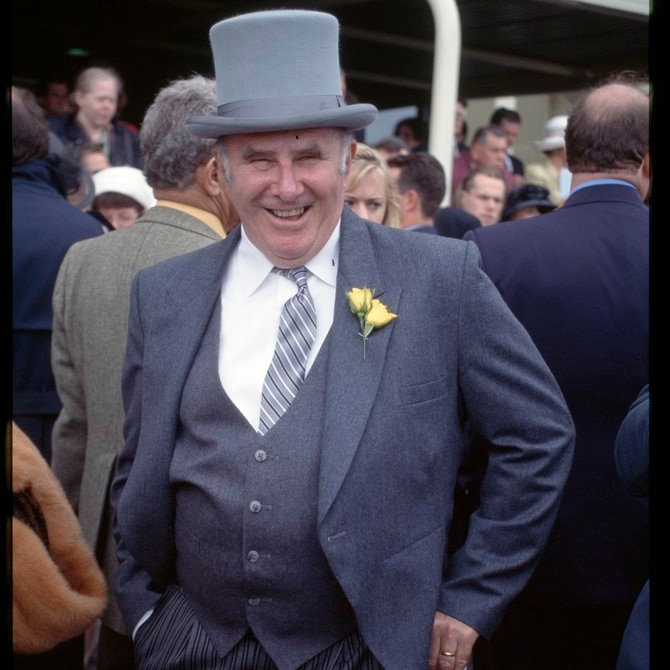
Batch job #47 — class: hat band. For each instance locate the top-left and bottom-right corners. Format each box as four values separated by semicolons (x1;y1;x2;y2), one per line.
218;94;347;119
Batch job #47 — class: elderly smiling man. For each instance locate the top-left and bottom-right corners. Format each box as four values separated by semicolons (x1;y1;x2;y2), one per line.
111;9;575;670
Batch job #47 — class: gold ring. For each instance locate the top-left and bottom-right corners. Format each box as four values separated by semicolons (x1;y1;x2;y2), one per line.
440;650;457;657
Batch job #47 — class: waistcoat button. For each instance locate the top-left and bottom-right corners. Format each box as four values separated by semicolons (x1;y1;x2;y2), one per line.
248;597;261;606
254;449;267;462
247;550;259;562
249;500;262;513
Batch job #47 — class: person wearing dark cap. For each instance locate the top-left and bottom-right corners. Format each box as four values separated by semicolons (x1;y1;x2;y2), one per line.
110;9;574;670
502;183;556;221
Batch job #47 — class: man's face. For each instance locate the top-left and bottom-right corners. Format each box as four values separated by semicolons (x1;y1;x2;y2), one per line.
471;135;508;171
221;127;354;267
460;174;506;226
499;119;520;147
44;82;72;115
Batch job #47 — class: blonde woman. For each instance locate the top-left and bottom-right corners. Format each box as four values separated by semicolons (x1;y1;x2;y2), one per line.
344;143;402;228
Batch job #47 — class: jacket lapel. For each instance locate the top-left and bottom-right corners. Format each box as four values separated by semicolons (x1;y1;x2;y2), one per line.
150;228;240;413
152;218;398;521
318;213;401;520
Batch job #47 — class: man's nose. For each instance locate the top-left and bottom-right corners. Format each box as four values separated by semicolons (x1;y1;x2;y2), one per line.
272;165;303;199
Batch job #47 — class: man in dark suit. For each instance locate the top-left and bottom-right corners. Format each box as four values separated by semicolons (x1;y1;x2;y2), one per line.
50;74;238;670
386;151;446;232
110;9;575;670
489;107;525;187
464;71;650;670
389;151;483;237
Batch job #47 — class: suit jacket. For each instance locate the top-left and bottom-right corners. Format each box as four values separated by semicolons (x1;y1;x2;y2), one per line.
614;384;649;670
12;160;103;461
111;208;575;669
434;207;481;239
505;153;524;177
51;206;222;633
464;183;649;606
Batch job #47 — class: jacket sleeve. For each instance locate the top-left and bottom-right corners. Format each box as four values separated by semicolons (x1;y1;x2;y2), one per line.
614;384;649;498
109;272;164;633
439;241;576;638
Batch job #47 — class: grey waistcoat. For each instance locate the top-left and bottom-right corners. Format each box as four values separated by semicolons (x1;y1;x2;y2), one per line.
172;301;356;669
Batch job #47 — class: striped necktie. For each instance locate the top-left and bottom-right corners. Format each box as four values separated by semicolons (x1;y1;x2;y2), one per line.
259;266;317;435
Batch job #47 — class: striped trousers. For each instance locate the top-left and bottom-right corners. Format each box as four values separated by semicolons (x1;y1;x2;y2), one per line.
134;585;384;670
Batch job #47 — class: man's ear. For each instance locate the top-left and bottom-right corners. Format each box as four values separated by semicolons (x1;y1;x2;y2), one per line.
404;188;420;213
199;155;223;196
343;139;357;177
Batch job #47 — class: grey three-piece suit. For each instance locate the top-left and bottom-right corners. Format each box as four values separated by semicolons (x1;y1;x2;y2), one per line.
111;208;575;669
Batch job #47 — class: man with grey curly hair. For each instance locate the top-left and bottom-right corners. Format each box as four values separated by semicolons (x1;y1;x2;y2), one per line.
50;74;239;670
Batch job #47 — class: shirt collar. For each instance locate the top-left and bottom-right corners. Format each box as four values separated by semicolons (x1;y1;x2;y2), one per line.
154;199;225;236
571;178;636;195
227;220;341;298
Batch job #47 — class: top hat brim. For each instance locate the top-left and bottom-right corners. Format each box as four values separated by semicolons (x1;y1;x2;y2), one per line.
186;103;379;139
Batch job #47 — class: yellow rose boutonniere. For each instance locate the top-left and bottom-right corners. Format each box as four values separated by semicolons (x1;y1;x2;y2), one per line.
346;287;397;360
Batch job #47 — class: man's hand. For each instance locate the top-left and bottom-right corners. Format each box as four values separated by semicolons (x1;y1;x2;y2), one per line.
428;611;479;669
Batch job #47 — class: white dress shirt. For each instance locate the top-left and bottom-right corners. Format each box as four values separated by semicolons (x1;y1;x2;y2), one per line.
219;223;339;430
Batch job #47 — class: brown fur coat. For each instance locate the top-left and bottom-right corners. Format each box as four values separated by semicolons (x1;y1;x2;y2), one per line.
11;422;108;654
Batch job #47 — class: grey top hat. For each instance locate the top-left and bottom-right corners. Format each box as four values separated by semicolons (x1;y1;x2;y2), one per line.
186;10;378;138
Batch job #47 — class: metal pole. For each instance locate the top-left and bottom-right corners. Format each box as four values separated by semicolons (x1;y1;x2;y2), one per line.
426;0;461;205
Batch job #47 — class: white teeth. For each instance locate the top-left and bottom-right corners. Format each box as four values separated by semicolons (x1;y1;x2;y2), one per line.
272;207;304;218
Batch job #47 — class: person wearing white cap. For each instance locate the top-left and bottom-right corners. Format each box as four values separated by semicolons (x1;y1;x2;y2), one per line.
110;9;574;670
91;166;156;230
525;114;571;206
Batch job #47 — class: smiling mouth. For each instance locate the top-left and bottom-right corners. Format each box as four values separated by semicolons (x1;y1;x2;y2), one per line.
271;207;306;218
